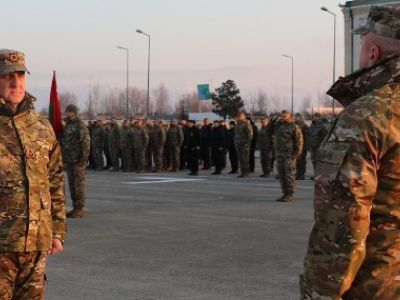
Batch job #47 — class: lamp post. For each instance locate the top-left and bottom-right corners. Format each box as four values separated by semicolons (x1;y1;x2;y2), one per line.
282;54;294;116
136;29;151;117
321;6;336;116
116;46;130;117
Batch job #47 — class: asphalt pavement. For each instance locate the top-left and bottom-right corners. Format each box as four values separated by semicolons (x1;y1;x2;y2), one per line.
46;162;315;300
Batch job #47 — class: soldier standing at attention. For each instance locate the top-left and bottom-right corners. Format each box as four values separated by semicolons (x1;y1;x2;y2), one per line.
132;119;149;173
301;6;400;299
166;119;184;172
294;113;309;180
226;120;238;174
234;112;253;178
308;113;329;179
144;118;153;171
62;104;90;218
107;117;120;171
151;120;166;173
91;118;106;171
274;110;303;202
186;120;201;175
200;118;212;170
0;49;66;299
248;117;258;173
258;117;272;177
119;119;134;172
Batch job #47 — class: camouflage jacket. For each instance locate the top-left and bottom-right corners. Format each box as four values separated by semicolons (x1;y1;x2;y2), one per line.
119;126;133;149
62;116;90;165
274;121;303;159
308;119;329;150
166;125;184;147
107;123;120;151
234;120;253;145
301;54;400;299
0;93;66;252
132;126;149;149
258;126;273;150
91;123;105;147
151;124;166;148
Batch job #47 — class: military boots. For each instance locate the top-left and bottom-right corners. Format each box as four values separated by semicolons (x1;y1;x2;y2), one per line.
67;207;84;218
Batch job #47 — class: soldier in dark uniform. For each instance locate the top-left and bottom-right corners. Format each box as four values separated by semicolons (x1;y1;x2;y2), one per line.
186;120;201;175
200;118;212;170
308;113;329;176
294;113;309;180
62;104;90;218
179;119;189;170
210;120;226;175
274;110;303;202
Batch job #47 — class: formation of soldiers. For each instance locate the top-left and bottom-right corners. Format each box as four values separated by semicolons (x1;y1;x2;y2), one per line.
85;112;330;198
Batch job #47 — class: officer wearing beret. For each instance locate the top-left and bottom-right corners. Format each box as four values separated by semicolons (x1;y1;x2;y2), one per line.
0;49;66;299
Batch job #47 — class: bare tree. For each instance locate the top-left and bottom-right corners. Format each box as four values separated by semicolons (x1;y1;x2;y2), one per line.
59;91;77;112
153;84;172;117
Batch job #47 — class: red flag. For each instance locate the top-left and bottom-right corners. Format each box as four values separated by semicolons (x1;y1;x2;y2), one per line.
49;71;63;139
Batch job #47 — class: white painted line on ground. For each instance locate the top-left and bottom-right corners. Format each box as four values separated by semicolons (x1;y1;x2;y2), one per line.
122;178;204;185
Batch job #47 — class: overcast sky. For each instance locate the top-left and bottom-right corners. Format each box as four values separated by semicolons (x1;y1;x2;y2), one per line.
2;0;346;111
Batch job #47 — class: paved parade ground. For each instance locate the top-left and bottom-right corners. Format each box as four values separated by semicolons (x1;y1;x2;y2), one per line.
46;165;315;300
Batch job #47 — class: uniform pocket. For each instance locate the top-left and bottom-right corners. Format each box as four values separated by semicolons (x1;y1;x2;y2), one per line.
315;142;350;201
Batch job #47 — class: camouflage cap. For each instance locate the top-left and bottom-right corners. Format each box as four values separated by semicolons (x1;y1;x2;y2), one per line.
0;49;30;76
353;6;400;39
65;104;78;114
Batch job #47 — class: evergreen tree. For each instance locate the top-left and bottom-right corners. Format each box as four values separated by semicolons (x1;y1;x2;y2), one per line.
210;80;244;119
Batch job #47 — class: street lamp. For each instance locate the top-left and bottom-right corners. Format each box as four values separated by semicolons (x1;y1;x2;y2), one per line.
282;54;294;116
136;29;151;117
321;6;336;116
116;45;130;117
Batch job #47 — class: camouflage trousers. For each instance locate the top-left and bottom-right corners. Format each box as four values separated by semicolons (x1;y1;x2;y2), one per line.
0;252;47;300
259;148;272;175
134;147;146;172
108;146;120;171
277;157;296;196
93;145;104;171
151;146;163;171
146;146;152;170
168;145;180;171
296;150;308;178
120;146;133;171
66;163;87;209
235;142;250;176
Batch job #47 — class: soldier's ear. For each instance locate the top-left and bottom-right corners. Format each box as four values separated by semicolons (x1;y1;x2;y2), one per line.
368;43;382;66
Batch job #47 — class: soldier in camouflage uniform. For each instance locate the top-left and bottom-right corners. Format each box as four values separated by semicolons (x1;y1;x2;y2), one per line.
107;117;120;171
62;104;90;218
0;49;66;299
132;119;149;173
308;113;329;174
166;119;184;172
234;112;253;178
151;120;166;172
301;6;400;299
294;113;309;180
274;110;303;202
119;119;134;172
91;118;106;171
144;118;153;171
258;117;273;177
